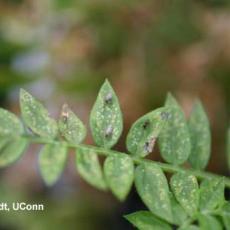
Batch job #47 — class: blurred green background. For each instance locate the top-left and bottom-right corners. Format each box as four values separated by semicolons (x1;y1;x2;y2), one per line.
0;0;230;229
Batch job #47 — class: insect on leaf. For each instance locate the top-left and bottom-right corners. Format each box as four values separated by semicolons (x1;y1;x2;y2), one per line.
135;163;173;223
58;104;86;144
76;147;107;190
199;178;225;212
126;107;169;157
188;100;211;169
20;89;58;139
170;172;199;217
90;80;123;149
0;108;24;137
159;93;191;165
39;143;67;186
0;138;28;167
104;153;134;201
124;211;172;230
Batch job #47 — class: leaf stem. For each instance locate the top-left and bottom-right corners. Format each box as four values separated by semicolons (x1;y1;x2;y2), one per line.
23;135;230;188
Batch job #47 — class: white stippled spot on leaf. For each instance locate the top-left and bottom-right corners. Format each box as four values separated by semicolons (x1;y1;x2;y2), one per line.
159;93;191;165
0;137;28;167
104;153;134;201
90;80;123;149
39;143;67;186
20;89;58;139
58;104;86;144
76;147;107;190
126;107;169;157
0;108;24;136
170;172;199;217
135;163;173;223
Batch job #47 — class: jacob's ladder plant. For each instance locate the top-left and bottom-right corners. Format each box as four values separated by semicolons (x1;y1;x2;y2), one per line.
0;79;230;229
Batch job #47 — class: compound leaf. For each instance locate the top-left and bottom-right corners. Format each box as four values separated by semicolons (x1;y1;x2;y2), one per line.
20;89;58;139
90;80;123;149
124;211;172;230
188;101;211;169
126;107;169;157
104;153;134;201
159;93;191;165
76;147;107;190
199;178;225;212
58;104;86;144
39;143;67;186
135;163;173;223
170;172;199;217
0;138;28;167
0;108;24;136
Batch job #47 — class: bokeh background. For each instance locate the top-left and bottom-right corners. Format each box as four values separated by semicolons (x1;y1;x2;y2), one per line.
0;0;230;229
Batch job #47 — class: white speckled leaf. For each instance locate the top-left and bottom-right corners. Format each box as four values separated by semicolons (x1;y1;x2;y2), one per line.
135;163;173;223
0;108;23;136
126;107;169;157
58;104;86;144
0;138;28;167
39;143;67;186
221;202;230;230
199;178;225;212
20;89;58;139
188;101;211;169
170;172;199;217
124;211;172;230
104;153;134;201
76;147;107;190
159;93;191;165
90;80;123;149
170;193;188;226
198;214;222;230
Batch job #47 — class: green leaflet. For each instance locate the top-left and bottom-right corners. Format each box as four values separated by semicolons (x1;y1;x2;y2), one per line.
159;93;191;165
104;153;134;201
198;214;222;230
124;211;172;230
126;107;169;157
179;225;200;230
135;163;173;223
20;89;58;139
221;202;230;230
170;172;199;217
227;127;230;170
170;193;188;226
0;138;28;167
199;178;225;212
58;104;86;144
90;80;123;149
188;101;211;169
39;143;67;186
0;108;24;136
76;147;107;190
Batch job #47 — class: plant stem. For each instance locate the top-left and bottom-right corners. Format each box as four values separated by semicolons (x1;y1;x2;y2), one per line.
23;135;230;188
